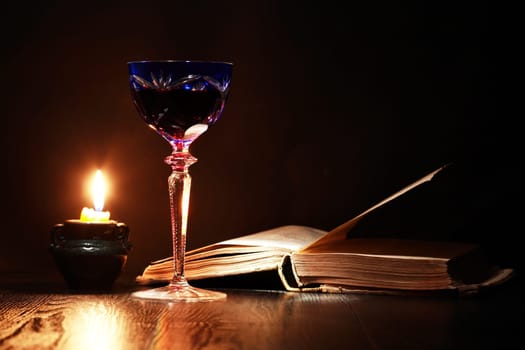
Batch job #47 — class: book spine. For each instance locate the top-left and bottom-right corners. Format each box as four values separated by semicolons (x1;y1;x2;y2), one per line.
277;254;305;291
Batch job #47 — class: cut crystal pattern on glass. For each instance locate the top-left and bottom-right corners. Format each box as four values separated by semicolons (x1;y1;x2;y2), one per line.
130;74;229;93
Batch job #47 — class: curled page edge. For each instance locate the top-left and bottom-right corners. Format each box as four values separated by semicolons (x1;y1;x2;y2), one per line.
300;164;450;253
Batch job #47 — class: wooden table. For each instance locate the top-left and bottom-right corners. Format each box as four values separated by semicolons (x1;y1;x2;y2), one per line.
0;272;521;350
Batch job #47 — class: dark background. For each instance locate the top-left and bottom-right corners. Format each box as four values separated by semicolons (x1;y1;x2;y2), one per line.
1;1;521;280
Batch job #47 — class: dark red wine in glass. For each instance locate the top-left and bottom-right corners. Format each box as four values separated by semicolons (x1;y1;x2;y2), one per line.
132;84;224;136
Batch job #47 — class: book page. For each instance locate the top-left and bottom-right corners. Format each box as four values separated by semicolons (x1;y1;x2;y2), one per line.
298;237;477;259
136;225;326;285
187;225;327;258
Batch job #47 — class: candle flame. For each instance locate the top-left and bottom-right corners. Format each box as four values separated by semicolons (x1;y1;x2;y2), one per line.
80;169;111;222
92;170;106;211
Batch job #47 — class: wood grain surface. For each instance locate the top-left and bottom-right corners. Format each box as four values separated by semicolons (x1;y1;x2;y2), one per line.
0;272;521;350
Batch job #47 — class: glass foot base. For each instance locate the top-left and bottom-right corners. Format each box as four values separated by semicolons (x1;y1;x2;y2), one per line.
132;282;227;302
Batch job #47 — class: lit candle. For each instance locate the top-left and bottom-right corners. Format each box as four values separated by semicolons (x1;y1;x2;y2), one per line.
80;170;111;222
50;169;131;290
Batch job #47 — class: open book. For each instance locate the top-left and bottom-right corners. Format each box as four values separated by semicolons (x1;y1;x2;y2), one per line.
136;165;514;295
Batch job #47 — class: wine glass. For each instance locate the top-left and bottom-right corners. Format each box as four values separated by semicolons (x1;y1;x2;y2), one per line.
128;60;232;302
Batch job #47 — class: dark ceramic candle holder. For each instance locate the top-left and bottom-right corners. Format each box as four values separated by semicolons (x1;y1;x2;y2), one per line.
49;220;132;291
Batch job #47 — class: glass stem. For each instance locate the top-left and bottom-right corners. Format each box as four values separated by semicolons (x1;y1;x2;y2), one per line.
165;148;197;287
